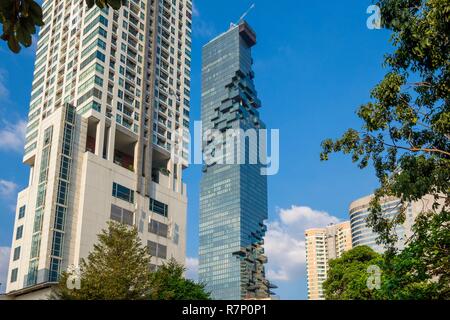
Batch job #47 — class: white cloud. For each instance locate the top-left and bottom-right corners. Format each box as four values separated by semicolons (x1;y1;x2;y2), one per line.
185;257;199;281
0;119;27;152
265;205;340;282
0;180;18;199
279;205;340;230
0;247;11;293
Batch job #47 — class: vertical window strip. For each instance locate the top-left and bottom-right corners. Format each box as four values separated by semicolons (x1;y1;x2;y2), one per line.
48;104;76;283
26;125;53;287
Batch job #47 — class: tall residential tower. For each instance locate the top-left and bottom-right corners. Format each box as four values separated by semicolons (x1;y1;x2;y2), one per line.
6;0;192;299
199;21;273;300
305;222;352;300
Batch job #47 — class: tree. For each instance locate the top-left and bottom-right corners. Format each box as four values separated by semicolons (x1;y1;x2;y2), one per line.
0;0;125;53
51;221;153;300
323;246;384;300
380;210;450;299
320;0;449;255
323;214;450;300
50;221;210;300
149;258;211;300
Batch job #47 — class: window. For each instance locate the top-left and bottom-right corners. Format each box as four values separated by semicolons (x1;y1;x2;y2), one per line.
82;26;107;46
81;38;106;58
78;75;104;94
51;231;64;257
148;219;168;238
49;257;61;282
122;209;133;225
79;63;104;82
59;156;71;180
16;225;23;240
10;268;18;283
80;51;105;70
24;142;37;155
111;204;122;221
112;183;134;203
77;87;103;106
54;205;66;230
149;198;168;217
56;180;68;205
30;234;41;258
13;246;21;261
18;205;25;219
110;204;134;226
147;240;167;259
79;101;101;115
83;14;108;35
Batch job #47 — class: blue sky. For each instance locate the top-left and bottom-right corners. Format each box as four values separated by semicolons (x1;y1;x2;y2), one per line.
0;0;392;299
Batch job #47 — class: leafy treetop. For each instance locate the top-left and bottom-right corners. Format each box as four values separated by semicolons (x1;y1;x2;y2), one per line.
322;246;384;300
51;221;153;300
50;221;210;300
0;0;125;53
149;258;211;300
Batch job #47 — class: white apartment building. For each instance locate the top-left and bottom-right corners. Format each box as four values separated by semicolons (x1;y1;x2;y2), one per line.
6;0;193;299
305;222;352;300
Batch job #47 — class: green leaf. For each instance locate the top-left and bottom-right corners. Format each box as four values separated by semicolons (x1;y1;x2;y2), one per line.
7;35;20;53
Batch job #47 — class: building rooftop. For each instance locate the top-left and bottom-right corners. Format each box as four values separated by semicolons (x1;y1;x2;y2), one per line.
204;20;257;48
238;21;257;47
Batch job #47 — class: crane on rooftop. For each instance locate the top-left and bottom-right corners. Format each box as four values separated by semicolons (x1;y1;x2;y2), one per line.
230;3;255;29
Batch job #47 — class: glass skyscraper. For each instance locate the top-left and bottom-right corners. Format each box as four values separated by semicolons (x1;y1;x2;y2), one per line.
199;21;273;300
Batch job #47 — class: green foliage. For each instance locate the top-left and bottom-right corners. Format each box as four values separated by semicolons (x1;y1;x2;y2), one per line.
50;221;210;300
324;213;449;300
149;258;211;300
320;0;449;300
50;221;153;300
0;0;125;53
381;210;450;299
320;0;449;253
323;246;384;300
0;0;43;52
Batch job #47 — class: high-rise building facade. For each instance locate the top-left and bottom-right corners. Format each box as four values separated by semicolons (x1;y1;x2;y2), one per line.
199;22;272;300
305;222;352;300
6;0;193;299
349;194;435;253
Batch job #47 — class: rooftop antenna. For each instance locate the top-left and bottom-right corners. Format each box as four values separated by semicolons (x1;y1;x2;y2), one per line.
230;3;255;29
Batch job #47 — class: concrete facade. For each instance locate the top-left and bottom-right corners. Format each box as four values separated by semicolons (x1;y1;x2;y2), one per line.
6;0;193;299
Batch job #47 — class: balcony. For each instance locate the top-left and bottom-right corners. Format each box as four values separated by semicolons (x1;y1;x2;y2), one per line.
113;129;137;172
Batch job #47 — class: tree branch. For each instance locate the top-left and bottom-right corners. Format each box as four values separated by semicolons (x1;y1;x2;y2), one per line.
362;131;450;157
